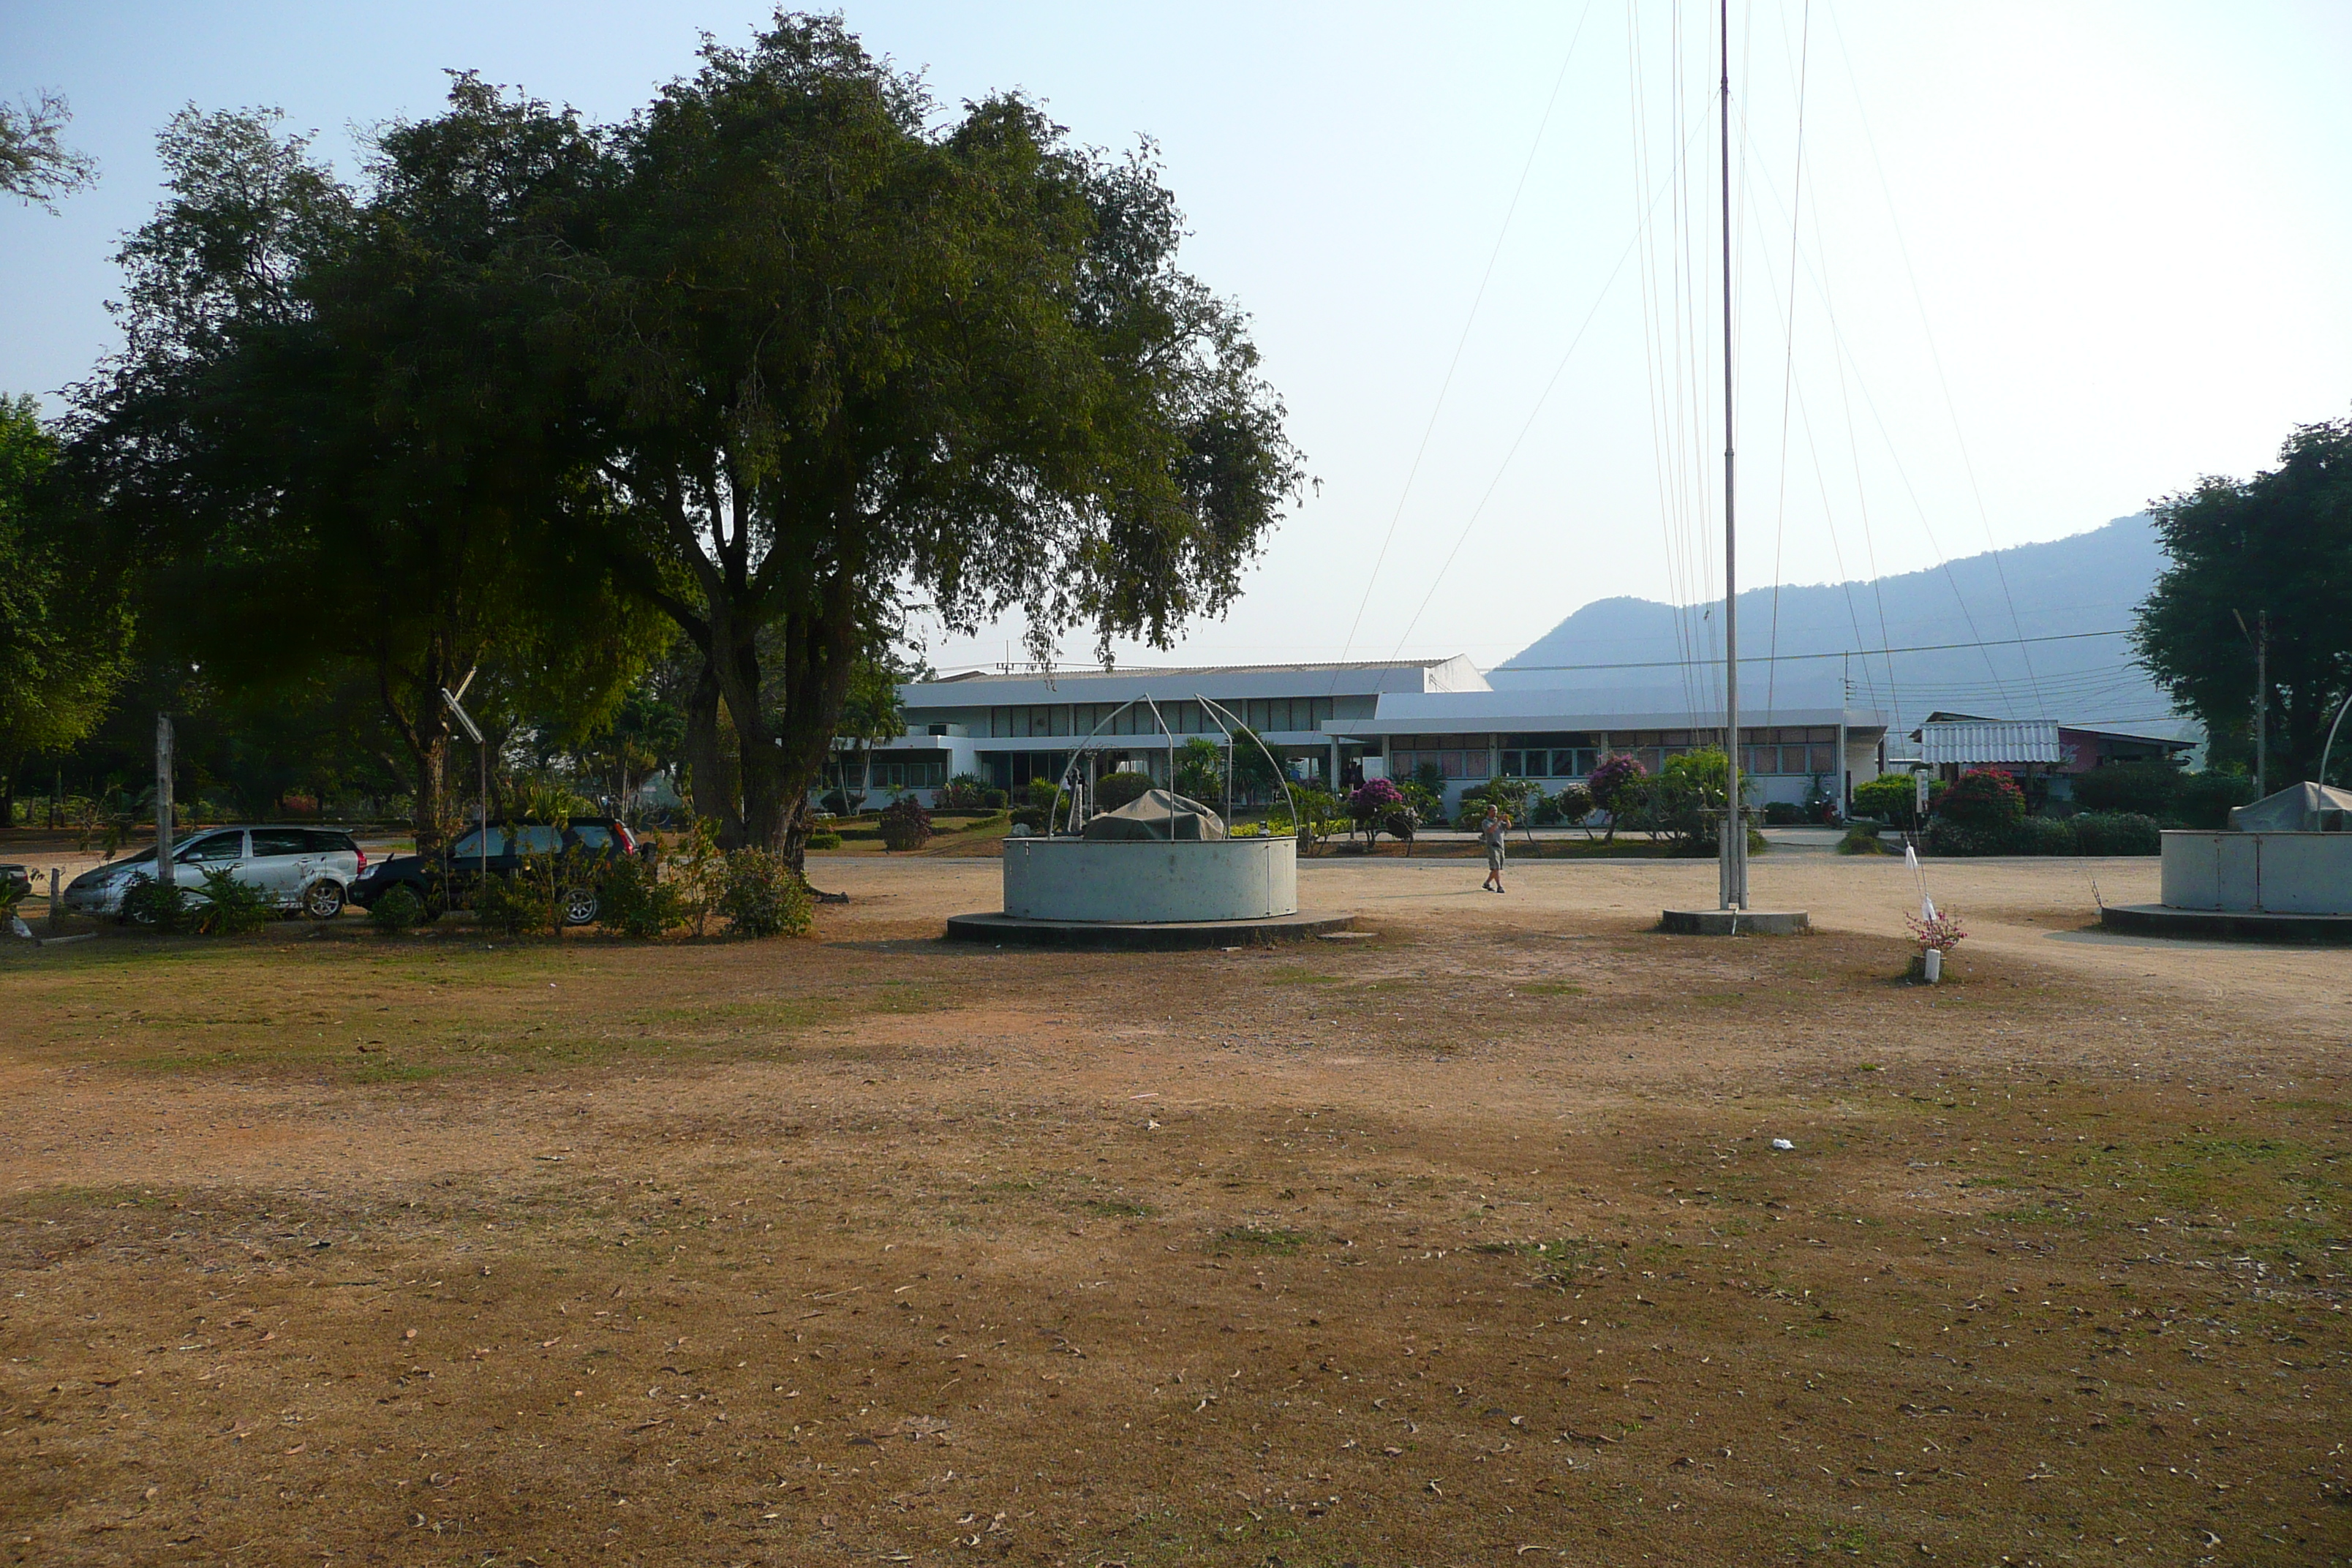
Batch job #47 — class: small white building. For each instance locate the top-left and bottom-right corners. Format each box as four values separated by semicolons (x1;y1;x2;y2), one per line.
856;657;1887;814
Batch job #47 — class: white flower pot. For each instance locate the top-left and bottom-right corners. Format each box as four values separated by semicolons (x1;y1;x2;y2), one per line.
1923;948;1942;984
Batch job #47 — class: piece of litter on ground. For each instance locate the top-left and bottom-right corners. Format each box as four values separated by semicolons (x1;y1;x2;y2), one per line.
1771;1138;1795;1151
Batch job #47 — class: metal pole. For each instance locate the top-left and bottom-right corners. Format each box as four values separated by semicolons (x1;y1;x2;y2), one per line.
1719;0;1746;910
2255;611;2267;799
154;713;176;891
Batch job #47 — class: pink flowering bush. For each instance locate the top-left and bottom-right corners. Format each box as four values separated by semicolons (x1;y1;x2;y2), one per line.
1904;911;1967;953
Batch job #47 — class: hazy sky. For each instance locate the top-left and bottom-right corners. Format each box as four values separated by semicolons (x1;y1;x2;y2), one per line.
6;2;2347;676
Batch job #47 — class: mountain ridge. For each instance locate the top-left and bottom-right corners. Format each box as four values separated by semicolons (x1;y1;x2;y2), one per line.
1493;515;2189;740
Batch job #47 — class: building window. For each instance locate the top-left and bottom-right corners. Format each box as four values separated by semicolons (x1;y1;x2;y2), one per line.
1392;747;1490;782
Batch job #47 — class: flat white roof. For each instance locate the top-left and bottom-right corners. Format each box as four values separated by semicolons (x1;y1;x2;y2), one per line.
902;655;1488;708
1327;684;1885;737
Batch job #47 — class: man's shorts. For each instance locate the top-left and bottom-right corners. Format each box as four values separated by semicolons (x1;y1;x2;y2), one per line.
1485;843;1506;871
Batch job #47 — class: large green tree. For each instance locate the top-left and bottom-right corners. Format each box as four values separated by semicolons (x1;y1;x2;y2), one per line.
74;103;666;845
565;16;1303;860
2134;417;2352;787
0;395;135;823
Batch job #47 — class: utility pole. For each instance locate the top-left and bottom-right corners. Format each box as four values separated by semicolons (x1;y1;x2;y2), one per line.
154;713;176;891
1717;0;1746;911
2255;610;2267;799
2235;609;2267;797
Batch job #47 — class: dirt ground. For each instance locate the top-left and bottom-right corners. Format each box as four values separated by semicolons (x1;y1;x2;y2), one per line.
1;853;2345;1567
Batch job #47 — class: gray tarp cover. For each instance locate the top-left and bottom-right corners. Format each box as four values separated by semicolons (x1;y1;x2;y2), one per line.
1080;789;1228;842
2229;781;2352;832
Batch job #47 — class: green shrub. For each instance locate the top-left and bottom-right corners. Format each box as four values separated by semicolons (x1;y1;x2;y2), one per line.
1923;815;2078;856
2013;816;2077;856
1397;780;1444;828
1761;800;1804;826
2175;770;2255;829
120;874;195;931
191;867;273;934
877;796;932;851
472;867;549;936
119;868;272;934
369;884;426;932
1923;818;2005;857
2071;760;2183;818
806;830;844;850
1836;823;1888;855
717;849;812;938
2070;811;2161;856
981;787;1010;810
1095;771;1155;811
1935;768;2026;829
510;779;598;822
1852;772;1923;827
597;851;687;938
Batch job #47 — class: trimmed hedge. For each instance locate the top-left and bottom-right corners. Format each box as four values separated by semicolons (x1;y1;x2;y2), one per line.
1923;811;2161;856
2071;811;2162;856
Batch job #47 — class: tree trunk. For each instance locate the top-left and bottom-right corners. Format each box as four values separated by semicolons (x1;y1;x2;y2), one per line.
719;580;862;873
412;731;453;850
682;659;745;847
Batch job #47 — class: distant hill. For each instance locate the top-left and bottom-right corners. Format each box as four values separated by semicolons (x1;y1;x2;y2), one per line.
1491;515;2191;746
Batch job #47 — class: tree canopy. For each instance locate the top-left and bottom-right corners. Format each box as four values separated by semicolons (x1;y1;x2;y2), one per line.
65;14;1304;859
1;90;97;211
0;395;135;819
564;16;1303;856
2133;416;2352;786
72;103;668;845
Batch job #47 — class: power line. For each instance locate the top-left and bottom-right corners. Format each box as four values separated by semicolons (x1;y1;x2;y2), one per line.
1324;1;1597;687
1502;625;2130;674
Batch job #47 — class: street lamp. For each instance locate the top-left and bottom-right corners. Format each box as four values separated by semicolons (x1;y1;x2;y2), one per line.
441;669;488;884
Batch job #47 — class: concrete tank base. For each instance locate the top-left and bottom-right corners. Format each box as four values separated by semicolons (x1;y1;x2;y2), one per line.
2158;830;2352;915
946;910;1357;951
1001;837;1299;923
2099;903;2352;945
1659;908;1811;936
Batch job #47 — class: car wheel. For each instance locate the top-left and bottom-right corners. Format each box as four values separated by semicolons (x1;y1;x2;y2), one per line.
559;886;599;927
303;880;347;920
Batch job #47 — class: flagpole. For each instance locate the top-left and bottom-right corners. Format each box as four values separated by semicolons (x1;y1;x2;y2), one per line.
1719;0;1746;911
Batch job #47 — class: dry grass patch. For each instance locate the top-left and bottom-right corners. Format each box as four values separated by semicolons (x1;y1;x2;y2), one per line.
0;905;2344;1566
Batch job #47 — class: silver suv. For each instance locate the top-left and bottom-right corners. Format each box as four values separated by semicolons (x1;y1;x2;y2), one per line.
62;826;367;921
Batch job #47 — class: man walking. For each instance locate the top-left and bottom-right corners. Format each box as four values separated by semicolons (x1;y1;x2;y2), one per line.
1480;803;1509;893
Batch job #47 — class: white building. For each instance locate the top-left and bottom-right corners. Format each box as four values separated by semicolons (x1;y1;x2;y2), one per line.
853;657;1888;814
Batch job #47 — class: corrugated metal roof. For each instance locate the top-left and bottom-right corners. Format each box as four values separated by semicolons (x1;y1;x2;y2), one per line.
1920;720;2061;765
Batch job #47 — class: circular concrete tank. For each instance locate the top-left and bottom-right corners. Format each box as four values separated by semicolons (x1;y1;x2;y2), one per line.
1000;837;1298;924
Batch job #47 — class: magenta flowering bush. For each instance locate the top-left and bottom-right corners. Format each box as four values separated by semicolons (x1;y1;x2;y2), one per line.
1587;753;1646;813
1348;778;1404;818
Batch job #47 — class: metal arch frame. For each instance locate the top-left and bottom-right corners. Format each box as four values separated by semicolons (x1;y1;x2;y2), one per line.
2318;686;2352;794
1046;693;1300;839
